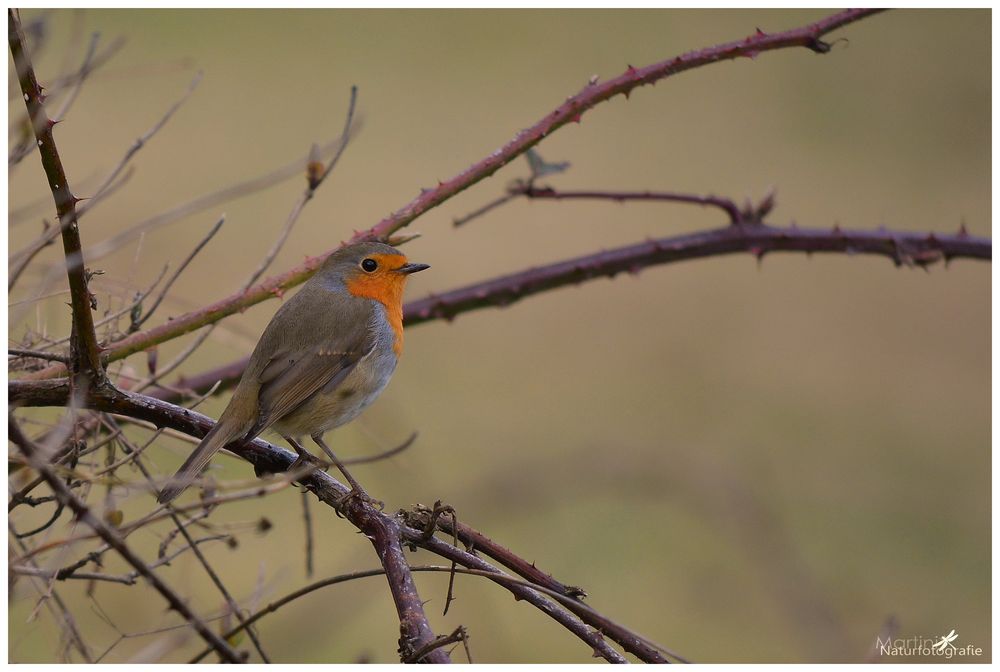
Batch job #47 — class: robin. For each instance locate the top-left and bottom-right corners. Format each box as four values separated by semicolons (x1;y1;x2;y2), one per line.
157;241;429;504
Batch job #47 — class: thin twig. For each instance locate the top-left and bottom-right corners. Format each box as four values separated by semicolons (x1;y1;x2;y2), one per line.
133;214;224;329
10;564;136;586
518;184;743;224
343;431;418;466
9;347;70;363
301;491;314;578
48;32;99;124
10;529;95;662
404;625;470;664
193;565;657;665
241;85;358;290
81;71;203;219
8;414;244;663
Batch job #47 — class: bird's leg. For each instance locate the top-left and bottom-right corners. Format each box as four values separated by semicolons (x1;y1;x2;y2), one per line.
312;434;383;511
283;436;328;480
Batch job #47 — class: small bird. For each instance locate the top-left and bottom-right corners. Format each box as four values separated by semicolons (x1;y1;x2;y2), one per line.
157;241;429;504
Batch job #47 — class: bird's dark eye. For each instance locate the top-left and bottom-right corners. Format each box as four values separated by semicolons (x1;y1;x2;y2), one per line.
361;258;378;273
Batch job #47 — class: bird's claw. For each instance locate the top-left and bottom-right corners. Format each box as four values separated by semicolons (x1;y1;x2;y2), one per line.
335;487;384;514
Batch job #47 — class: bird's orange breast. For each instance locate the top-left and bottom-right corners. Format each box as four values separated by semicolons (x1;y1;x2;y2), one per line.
344;253;408;356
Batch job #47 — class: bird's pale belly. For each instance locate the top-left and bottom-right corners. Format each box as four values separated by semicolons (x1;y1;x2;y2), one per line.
271;346;397;439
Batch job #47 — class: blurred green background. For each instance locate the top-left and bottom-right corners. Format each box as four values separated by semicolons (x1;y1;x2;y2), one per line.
8;9;990;664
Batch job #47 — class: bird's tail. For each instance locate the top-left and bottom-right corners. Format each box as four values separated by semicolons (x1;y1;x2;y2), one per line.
157;419;246;504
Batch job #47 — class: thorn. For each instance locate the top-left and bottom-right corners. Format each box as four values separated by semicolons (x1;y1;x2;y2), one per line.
958;221;969;236
755;189;776;219
272;287;285;299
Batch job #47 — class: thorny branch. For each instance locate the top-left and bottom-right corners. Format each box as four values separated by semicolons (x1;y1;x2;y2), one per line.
104;218;991;404
9;9;102;381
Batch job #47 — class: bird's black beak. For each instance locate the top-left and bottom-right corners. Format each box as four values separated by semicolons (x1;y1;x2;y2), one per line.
398;262;430;275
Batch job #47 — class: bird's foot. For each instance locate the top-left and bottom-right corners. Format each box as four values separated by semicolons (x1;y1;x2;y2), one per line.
335;486;384;514
287;452;330;482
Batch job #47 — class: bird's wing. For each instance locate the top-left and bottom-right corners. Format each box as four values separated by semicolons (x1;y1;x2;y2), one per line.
245;334;373;440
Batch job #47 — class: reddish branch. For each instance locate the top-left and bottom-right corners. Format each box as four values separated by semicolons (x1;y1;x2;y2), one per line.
16;8;883;382
353;8;883;244
127;220;991;406
9;9;102;380
404;222;990;326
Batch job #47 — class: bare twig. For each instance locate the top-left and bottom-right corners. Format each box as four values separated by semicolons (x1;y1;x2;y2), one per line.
133;214;224;329
301;491;314;578
9;347;70;363
10;530;94;662
241;85;358;290
78;71;203;219
410;510;681;663
343;431;418;466
404;625;470;664
193;565;668;665
8;414;244;663
11;564;135;586
518;184;743;225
